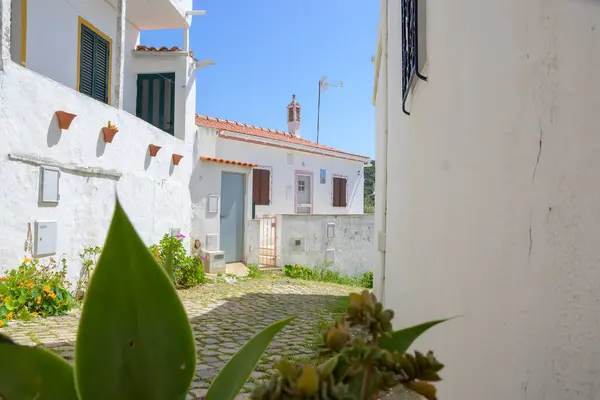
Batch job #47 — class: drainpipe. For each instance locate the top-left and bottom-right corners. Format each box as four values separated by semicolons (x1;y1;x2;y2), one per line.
376;0;389;302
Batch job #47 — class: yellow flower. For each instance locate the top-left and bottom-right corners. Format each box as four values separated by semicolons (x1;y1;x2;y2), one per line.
43;285;51;293
23;258;30;263
0;320;4;327
48;292;56;300
27;283;34;290
36;296;41;304
31;312;38;318
4;296;10;302
19;269;24;273
7;312;13;320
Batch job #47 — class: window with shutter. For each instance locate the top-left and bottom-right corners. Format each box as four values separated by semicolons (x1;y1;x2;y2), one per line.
78;18;111;104
252;169;270;206
332;177;347;207
136;73;176;136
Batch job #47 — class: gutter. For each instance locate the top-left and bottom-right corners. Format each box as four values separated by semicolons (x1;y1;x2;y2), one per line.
377;0;389;302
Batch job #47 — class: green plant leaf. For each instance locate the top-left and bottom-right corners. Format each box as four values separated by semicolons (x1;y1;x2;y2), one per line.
205;316;296;400
0;335;79;400
379;319;450;354
75;200;196;400
5;298;15;311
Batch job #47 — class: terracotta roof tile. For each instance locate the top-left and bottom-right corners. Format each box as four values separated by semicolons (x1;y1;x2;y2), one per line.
135;45;198;61
200;156;257;168
195;114;368;160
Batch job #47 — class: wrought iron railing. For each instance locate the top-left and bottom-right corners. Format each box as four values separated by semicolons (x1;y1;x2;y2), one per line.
401;0;427;115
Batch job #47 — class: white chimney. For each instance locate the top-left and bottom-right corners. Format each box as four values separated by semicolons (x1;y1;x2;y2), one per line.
287;94;301;137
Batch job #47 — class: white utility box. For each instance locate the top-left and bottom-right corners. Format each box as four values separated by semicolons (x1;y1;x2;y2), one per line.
39;166;60;204
203;250;226;274
34;220;57;257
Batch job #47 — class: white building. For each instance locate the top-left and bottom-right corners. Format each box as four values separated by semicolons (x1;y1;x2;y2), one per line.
0;0;198;279
0;0;370;277
374;0;600;399
192;95;370;264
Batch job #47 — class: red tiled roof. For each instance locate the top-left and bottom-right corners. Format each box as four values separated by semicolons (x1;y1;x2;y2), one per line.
200;156;257;168
195;114;369;160
135;45;198;61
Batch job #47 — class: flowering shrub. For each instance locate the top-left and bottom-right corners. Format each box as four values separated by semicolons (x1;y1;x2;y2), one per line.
284;264;314;280
0;258;73;327
75;246;102;300
149;233;206;288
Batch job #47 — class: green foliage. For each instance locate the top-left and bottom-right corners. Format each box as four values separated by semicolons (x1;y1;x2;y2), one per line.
75;246;102;300
150;233;207;288
0;334;79;400
75;202;196;400
0;201;447;400
251;290;446;400
0;257;73;327
363;161;375;214
247;264;263;278
284;265;374;288
206;316;296;400
0;200;296;400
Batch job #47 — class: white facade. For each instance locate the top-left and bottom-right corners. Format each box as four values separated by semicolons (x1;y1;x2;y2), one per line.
192;113;370;266
374;0;600;399
0;0;198;281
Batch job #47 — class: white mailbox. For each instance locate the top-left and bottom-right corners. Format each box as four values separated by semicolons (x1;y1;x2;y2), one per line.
34;220;58;257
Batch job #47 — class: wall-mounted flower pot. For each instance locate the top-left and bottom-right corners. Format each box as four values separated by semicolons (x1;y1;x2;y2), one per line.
149;144;162;157
102;127;119;143
172;154;184;165
55;111;77;130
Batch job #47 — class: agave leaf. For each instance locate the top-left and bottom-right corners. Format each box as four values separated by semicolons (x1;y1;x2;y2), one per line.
379;319;450;354
205;316;296;400
75;200;196;400
0;335;78;400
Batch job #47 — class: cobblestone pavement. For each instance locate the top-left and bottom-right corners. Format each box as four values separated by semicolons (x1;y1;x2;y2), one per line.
0;277;357;399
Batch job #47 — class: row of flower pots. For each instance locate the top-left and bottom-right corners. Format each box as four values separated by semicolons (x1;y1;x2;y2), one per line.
54;110;184;165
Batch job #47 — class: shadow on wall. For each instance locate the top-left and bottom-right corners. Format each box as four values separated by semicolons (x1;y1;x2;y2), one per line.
47;115;62;147
37;291;349;390
96;129;107;157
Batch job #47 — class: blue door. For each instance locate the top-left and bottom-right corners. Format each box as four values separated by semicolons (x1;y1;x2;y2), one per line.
220;172;245;262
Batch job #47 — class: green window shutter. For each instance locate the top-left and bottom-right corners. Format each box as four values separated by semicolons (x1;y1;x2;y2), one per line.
136;73;176;136
79;24;110;104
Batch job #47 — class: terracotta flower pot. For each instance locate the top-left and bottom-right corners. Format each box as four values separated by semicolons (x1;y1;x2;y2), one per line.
149;144;162;157
172;154;184;165
55;111;77;130
102;127;119;143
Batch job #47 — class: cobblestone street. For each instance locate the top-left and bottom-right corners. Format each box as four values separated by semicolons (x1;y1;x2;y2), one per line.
0;277;356;399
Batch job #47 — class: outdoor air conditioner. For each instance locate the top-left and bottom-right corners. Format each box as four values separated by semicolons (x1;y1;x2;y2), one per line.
203;250;226;274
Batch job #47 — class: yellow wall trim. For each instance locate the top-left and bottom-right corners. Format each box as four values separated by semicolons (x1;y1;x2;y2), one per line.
76;16;113;105
20;0;27;66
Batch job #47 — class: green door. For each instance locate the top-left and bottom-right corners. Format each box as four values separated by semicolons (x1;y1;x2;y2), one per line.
136;73;175;136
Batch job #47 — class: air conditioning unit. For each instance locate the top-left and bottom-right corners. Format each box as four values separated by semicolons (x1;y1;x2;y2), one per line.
203;250;226;274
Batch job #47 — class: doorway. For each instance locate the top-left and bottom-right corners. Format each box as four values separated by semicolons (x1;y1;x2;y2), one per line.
295;173;313;214
220;172;245;262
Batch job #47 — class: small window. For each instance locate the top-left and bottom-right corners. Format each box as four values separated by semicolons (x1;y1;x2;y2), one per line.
78;20;111;104
298;180;305;192
136;73;176;135
252;169;270;205
332;177;347;207
401;0;418;100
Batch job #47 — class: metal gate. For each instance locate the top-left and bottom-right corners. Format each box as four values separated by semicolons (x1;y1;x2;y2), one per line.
258;214;276;267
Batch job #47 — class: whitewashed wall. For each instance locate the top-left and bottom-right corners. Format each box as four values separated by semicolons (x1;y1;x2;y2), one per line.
0;61;193;282
215;134;366;215
276;214;374;276
375;0;600;398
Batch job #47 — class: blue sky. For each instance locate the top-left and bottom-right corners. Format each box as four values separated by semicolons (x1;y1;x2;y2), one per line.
141;0;378;158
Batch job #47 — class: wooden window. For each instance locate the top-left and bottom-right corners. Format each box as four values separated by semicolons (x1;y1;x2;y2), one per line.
253;169;270;205
136;73;176;136
332;177;347;207
78;20;111;104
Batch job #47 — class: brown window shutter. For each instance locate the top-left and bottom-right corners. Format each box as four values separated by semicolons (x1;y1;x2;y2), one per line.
340;178;347;207
260;170;270;205
253;169;270;206
333;178;339;206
